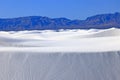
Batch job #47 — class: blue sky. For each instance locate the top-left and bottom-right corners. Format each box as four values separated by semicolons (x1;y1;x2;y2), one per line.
0;0;119;19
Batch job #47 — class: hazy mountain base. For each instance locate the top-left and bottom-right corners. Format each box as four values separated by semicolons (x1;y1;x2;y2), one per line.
0;51;120;80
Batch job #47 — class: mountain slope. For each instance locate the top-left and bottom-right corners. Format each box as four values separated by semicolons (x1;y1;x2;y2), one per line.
0;12;120;31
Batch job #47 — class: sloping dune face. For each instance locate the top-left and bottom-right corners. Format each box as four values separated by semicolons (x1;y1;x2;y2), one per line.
0;52;120;80
0;28;120;80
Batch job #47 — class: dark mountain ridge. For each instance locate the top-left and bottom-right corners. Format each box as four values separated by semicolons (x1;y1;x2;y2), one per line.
0;12;120;31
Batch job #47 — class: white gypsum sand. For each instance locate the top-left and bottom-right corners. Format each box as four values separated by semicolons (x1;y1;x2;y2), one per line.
0;28;120;52
0;28;120;80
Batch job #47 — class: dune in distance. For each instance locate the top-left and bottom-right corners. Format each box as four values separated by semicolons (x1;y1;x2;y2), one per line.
0;27;120;52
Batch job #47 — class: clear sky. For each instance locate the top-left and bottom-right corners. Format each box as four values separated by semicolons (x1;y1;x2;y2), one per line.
0;0;119;19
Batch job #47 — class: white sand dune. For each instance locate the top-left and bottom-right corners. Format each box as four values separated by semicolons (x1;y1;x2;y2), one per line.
84;28;120;38
0;28;120;80
0;28;120;52
0;52;120;80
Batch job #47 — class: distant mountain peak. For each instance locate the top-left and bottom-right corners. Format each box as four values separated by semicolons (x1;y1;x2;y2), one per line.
0;12;120;31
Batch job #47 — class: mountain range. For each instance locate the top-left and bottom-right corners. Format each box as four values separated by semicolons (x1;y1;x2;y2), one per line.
0;12;120;31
